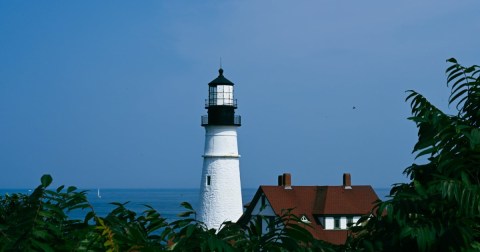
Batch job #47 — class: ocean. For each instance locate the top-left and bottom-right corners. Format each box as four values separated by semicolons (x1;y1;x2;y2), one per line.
0;188;391;221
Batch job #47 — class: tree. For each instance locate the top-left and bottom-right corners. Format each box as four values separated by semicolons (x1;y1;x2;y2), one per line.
0;175;337;251
347;59;480;251
0;175;93;251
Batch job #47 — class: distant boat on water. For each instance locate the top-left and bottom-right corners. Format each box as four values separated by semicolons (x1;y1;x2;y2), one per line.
97;189;102;198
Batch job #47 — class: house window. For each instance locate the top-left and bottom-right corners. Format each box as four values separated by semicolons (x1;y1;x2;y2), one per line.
347;217;354;226
334;217;340;229
206;176;211;186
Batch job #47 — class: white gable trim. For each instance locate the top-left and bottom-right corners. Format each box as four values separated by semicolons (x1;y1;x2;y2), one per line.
250;193;276;216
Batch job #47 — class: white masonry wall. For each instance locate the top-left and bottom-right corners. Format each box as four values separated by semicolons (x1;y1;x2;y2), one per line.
198;126;243;230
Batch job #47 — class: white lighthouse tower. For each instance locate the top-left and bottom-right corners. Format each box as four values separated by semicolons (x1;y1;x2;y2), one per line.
198;68;243;230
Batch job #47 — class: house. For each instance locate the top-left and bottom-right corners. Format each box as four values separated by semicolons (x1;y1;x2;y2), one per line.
238;173;379;245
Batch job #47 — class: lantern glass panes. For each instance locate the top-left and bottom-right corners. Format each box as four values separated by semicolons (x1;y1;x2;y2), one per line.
209;85;234;106
209;86;216;106
217;86;224;103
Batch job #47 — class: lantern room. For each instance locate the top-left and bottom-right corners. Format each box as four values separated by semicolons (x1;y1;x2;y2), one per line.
208;85;235;107
206;68;237;108
202;68;241;126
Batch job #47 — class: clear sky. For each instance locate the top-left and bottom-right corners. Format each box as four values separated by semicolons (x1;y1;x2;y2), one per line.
1;1;479;189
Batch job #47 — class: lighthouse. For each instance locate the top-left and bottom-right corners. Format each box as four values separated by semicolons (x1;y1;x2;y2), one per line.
198;68;243;230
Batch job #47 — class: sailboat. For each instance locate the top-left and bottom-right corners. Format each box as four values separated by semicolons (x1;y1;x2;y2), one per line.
97;188;102;199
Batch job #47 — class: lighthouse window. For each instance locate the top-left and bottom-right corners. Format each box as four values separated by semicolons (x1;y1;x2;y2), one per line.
226;85;232;95
217;85;225;105
207;176;211;186
209;87;216;106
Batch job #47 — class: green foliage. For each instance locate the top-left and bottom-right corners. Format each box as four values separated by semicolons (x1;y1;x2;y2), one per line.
166;205;337;251
0;175;92;251
0;175;337;251
347;59;480;252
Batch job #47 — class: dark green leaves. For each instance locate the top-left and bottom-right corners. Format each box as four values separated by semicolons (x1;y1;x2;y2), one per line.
348;59;480;251
1;175;337;251
180;201;193;210
177;201;196;218
446;58;480;122
41;174;53;187
447;58;457;63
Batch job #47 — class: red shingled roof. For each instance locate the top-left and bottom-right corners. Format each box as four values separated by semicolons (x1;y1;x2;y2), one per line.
240;185;379;245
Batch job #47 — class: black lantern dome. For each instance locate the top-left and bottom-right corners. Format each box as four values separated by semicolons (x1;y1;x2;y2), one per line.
201;68;241;126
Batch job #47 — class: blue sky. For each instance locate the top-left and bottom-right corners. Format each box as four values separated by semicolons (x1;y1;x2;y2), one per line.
1;1;479;189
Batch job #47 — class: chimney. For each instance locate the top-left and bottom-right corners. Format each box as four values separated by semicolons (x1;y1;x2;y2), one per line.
343;173;352;189
278;175;283;186
283;173;292;189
